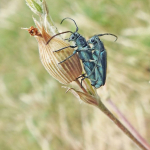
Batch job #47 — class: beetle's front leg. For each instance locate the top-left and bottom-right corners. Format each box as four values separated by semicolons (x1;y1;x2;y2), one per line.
53;45;77;52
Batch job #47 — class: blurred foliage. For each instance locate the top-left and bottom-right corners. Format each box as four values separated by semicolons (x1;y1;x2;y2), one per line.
0;0;150;150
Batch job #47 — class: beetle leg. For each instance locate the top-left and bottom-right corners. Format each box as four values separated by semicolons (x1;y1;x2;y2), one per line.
80;75;98;88
91;67;103;88
80;64;98;87
78;48;93;51
53;45;77;52
76;73;86;79
58;50;77;64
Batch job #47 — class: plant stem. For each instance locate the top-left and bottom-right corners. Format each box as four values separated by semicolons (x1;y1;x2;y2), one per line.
98;100;148;150
107;99;150;150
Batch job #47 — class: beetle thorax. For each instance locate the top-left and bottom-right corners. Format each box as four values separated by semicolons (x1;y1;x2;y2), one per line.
76;35;87;48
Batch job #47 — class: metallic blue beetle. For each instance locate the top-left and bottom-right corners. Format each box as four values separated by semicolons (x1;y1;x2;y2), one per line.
47;18;117;88
47;18;98;87
87;34;117;88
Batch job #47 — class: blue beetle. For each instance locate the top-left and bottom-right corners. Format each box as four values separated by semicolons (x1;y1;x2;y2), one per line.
47;18;117;88
47;18;98;87
87;33;117;88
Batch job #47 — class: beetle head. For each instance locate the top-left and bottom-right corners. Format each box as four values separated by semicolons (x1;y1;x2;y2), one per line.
87;36;98;44
68;32;80;42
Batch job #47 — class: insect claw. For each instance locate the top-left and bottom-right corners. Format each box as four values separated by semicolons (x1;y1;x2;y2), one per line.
58;61;63;64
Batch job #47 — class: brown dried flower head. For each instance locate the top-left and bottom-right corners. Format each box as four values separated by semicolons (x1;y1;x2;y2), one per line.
26;22;82;85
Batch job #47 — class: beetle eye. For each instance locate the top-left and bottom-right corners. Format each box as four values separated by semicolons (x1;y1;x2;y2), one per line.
91;39;94;42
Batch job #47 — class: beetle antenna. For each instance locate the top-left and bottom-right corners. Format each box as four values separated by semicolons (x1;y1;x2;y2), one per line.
61;17;79;32
97;33;118;42
46;31;73;44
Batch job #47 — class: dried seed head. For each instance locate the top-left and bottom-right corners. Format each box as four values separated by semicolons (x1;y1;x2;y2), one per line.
27;25;82;84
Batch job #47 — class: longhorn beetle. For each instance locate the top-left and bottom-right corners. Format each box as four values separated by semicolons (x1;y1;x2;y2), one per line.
47;17;99;87
47;18;117;88
87;34;117;88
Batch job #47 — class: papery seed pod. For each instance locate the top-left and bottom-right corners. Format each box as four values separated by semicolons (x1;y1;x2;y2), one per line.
27;24;82;84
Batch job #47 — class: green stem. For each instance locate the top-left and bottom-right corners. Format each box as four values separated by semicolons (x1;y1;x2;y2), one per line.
98;100;148;150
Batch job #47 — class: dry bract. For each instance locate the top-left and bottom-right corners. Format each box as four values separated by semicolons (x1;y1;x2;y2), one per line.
65;87;99;106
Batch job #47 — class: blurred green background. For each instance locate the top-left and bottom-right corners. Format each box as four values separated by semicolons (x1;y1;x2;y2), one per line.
0;0;150;150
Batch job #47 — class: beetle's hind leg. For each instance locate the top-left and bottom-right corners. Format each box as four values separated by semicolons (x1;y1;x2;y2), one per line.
80;76;98;88
76;73;86;79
